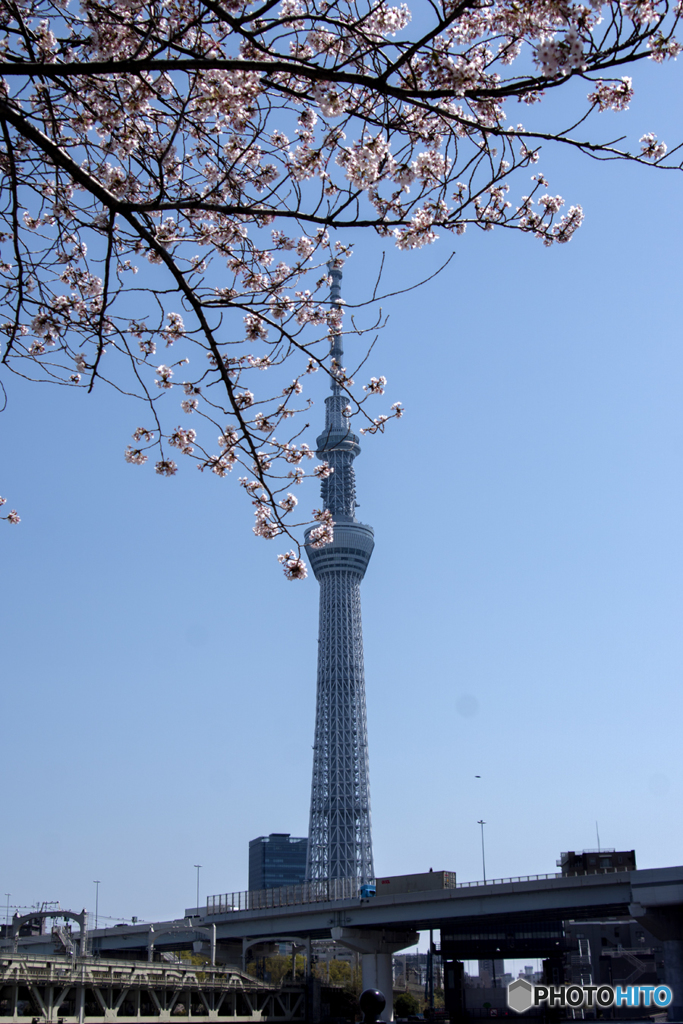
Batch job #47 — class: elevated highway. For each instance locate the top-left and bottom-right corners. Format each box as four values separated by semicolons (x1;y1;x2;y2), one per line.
5;866;683;1020
199;868;673;939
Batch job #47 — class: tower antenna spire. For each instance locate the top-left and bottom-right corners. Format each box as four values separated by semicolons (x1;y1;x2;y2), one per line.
327;260;344;397
328;260;343;304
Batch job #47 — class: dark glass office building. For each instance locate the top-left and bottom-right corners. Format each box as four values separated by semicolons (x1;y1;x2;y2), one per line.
249;833;308;891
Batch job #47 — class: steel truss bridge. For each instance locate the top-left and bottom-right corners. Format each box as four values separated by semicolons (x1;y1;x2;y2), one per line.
0;954;306;1024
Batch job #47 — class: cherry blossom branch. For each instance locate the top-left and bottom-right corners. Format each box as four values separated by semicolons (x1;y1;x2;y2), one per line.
0;0;680;574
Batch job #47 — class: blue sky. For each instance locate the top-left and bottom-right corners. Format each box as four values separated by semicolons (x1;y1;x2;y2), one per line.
2;51;682;940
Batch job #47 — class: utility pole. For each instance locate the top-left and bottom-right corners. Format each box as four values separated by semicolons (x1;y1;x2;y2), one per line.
93;881;101;930
194;866;202;910
477;821;487;883
427;929;435;1009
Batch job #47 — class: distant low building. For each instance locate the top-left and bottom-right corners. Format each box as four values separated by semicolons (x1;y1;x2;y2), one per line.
558;849;636;875
393;952;440;988
478;959;505;987
248;833;308;891
518;964;542;984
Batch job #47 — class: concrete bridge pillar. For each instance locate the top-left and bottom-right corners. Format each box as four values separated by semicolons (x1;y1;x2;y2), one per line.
331;927;418;1021
360;952;394;1012
662;939;683;1021
629;902;683;1021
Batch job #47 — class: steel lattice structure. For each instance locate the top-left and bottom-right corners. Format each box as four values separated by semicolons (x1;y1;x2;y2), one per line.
304;265;375;886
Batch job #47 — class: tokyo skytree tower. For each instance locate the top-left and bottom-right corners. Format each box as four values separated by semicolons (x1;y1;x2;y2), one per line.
304;264;375;886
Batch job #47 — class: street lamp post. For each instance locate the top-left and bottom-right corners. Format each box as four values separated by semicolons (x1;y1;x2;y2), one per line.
93;881;101;930
477;821;487;884
194;866;202;911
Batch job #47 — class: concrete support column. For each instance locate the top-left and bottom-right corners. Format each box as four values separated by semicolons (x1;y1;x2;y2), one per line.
360;952;394;1010
331;927;418;1022
663;939;683;1022
629;902;683;1023
78;962;87;1024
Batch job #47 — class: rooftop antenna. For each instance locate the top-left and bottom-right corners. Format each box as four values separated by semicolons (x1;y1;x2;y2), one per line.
596;821;601;852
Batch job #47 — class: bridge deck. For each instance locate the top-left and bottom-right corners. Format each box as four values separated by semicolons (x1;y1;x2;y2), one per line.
4;866;683;958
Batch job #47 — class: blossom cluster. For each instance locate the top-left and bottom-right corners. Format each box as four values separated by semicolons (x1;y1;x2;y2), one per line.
308;507;335;548
0;496;20;524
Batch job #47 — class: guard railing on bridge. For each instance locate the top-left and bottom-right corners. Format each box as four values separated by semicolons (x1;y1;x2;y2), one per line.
207;878;361;914
206;866;631;915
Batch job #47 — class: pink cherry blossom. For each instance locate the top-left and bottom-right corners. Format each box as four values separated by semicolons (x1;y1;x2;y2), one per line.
278;550;309;580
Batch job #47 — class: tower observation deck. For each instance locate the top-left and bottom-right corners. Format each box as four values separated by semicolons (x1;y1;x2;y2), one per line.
304;264;375;886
